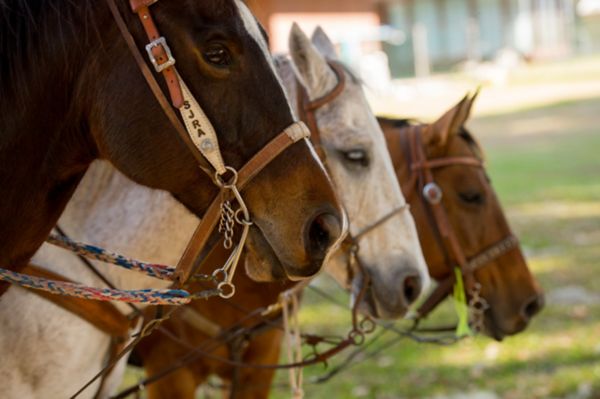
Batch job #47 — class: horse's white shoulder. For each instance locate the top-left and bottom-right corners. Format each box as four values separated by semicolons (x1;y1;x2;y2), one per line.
0;160;201;398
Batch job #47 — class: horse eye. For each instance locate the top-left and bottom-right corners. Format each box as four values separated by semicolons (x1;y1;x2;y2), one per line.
459;191;485;205
203;43;232;66
342;149;369;167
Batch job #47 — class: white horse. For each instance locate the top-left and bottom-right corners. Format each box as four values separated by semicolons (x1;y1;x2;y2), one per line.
0;26;429;398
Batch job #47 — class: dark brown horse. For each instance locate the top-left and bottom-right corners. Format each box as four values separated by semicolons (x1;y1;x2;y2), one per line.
131;94;544;399
0;0;344;289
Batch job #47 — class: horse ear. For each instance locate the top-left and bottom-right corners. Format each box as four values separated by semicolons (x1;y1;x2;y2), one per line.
311;26;338;60
289;23;338;99
465;87;481;118
425;94;472;148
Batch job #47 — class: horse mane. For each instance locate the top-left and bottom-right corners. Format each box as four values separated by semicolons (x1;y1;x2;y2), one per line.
0;0;100;100
377;116;414;129
0;0;240;99
458;127;485;161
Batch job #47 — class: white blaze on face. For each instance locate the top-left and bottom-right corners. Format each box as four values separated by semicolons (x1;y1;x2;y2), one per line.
233;0;294;116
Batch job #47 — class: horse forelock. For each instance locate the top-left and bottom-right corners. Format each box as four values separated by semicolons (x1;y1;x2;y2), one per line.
459;127;485;161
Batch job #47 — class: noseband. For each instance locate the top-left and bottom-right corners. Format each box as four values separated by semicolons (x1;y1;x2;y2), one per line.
400;124;519;333
297;61;408;295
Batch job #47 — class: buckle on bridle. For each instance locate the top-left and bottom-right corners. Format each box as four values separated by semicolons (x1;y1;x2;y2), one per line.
145;37;176;73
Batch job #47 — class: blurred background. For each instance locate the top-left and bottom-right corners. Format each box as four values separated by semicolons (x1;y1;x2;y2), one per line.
244;1;600;398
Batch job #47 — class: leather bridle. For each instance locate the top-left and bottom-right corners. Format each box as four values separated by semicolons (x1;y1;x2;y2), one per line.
109;0;314;294
297;60;409;293
400;123;519;332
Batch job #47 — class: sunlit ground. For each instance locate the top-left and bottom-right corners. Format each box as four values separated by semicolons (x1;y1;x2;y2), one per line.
122;57;600;399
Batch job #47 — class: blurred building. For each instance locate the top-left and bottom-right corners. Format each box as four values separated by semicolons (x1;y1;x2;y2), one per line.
247;0;597;78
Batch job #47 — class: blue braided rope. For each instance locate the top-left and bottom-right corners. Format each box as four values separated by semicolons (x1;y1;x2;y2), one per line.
0;267;192;305
47;234;176;281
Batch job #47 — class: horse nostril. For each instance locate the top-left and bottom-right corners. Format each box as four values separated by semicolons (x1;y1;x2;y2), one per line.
521;294;545;321
402;274;422;305
306;212;342;260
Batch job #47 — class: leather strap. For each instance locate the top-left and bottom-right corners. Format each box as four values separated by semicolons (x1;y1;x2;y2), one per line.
21;264;134;340
129;1;183;107
298;61;346;154
411;128;473;287
304;61;347;111
411;157;482;171
106;0;212;176
397;123;519;320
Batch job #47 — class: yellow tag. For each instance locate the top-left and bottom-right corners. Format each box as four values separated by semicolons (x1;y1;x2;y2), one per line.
453;267;473;337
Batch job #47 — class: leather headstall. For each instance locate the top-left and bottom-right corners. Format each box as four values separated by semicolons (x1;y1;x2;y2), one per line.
399;124;519;321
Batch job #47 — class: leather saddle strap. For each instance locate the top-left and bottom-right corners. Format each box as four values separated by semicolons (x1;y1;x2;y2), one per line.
105;0;212;176
21;264;133;340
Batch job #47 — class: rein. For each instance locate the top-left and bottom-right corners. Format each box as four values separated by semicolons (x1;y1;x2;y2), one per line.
401;124;519;334
111;276;374;399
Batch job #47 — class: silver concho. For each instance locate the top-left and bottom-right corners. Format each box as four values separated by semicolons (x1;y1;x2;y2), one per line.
423;182;443;205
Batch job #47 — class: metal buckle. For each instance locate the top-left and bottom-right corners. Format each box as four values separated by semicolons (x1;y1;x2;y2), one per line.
145;37;176;73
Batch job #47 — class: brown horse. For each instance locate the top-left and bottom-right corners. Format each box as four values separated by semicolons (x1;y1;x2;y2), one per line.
0;0;344;291
383;93;544;339
130;93;544;399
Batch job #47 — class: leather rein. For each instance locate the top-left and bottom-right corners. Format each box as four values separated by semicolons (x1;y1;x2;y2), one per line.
400;123;519;332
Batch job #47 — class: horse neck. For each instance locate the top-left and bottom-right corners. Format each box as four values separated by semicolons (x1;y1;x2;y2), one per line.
0;1;105;271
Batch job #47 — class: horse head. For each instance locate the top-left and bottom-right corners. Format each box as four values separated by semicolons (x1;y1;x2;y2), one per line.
269;25;430;320
385;93;544;339
0;0;346;281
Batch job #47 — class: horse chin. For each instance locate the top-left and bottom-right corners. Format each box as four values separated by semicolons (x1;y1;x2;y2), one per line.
483;309;527;342
244;225;287;282
351;272;383;320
